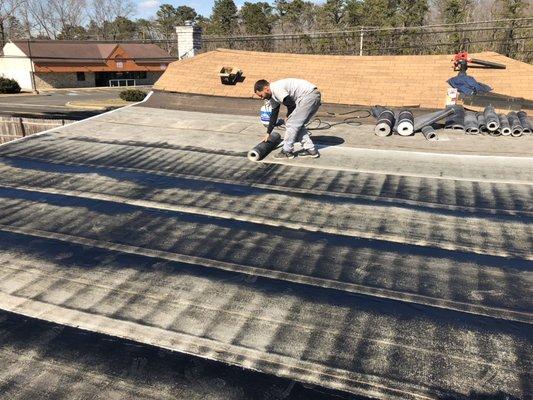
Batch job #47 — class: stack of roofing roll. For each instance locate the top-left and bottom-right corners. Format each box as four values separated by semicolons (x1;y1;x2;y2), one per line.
371;105;455;141
371;105;531;141
480;106;531;137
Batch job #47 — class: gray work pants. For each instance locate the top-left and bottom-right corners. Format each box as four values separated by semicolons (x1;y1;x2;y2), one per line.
283;89;321;153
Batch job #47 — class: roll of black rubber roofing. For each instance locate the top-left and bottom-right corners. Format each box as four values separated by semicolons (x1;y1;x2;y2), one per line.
476;112;487;133
464;111;479;134
507;112;523;137
413;108;454;132
483;105;500;132
498;114;511;136
517;111;532;134
247;132;282;161
444;105;465;130
372;106;395;137
421;125;438;141
396;109;414;136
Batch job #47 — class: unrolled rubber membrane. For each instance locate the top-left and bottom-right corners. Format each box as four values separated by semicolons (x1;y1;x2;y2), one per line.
413;108;455;132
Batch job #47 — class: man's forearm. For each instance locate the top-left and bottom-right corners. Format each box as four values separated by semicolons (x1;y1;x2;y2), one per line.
266;105;280;134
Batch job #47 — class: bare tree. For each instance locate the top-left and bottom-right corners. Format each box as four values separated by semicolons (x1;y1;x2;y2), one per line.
88;0;134;39
25;0;87;39
0;0;26;44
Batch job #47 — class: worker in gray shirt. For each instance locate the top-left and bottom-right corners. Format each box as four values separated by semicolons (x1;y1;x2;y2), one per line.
254;78;321;159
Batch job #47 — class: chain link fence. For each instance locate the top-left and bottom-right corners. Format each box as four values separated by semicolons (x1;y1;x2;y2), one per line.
201;18;533;62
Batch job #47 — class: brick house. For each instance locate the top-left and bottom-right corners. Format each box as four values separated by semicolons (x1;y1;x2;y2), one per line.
0;40;176;91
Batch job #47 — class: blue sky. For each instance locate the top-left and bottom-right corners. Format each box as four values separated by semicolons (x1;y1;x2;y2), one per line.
135;0;323;19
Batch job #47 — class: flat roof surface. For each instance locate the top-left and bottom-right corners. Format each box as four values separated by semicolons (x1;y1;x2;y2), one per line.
0;96;531;399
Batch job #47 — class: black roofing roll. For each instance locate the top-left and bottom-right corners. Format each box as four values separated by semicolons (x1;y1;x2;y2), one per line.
517;111;532;134
498;114;511;136
507;112;523;137
483;105;500;132
421;125;438;141
476;112;487;133
396;109;414;136
371;106;395;137
247;132;282;161
444;105;465;130
464;111;479;134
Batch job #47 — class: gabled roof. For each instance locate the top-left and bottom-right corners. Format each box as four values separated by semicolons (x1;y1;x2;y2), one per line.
11;40;174;64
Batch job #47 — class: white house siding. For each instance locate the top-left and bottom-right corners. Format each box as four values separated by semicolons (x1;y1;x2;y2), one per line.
0;43;33;91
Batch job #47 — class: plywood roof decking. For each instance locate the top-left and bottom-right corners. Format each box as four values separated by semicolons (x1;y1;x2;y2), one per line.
154;49;533;109
0;105;531;399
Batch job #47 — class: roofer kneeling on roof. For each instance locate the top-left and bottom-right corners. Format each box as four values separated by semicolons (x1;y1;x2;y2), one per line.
254;78;321;159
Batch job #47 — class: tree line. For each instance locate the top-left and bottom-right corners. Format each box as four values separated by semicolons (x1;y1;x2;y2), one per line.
0;0;530;46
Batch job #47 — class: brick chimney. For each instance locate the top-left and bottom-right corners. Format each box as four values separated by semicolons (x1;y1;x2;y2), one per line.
176;21;202;59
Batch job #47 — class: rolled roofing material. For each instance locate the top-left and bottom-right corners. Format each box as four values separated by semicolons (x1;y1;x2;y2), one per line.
483;106;500;132
444;105;465;130
421;125;438;141
396;109;414;136
247;132;282;161
498;114;511;136
464;111;479;134
371;106;395;137
517;111;532;134
476;112;487;133
507;112;523;137
413;108;455;132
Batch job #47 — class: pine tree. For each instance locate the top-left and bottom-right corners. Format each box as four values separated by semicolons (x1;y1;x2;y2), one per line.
240;2;275;35
397;0;429;27
210;0;238;35
318;0;347;28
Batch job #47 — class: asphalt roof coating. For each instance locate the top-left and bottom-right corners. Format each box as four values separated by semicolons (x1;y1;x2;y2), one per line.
0;310;353;400
0;97;531;399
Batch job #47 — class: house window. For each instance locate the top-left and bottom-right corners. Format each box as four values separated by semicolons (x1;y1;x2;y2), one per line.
116;61;124;68
76;72;85;81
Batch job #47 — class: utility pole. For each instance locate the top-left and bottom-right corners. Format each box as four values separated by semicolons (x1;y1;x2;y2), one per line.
359;27;364;56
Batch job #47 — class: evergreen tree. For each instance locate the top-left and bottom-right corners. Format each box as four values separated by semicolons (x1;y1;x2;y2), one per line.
57;25;89;40
360;0;398;27
397;0;429;27
210;0;238;35
240;2;275;35
156;4;197;39
318;0;347;27
439;0;473;24
344;0;364;27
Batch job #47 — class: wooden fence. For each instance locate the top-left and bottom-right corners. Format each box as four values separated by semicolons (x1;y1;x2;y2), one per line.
0;116;75;144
